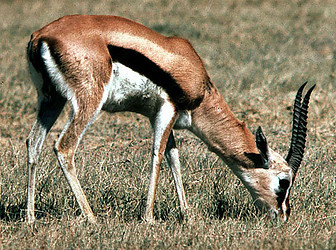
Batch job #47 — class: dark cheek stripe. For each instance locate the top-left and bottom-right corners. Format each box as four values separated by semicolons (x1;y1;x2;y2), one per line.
276;191;287;207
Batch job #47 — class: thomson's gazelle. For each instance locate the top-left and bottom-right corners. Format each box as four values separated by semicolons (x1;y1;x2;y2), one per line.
26;15;315;223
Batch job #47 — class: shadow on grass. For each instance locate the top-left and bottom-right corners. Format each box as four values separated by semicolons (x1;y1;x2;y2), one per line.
212;197;256;221
0;181;256;223
99;186;187;223
210;179;257;221
0;199;65;222
99;187;147;222
0;199;255;223
0;201;25;222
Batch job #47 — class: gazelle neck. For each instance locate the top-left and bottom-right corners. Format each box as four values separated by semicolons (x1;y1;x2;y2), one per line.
189;81;259;170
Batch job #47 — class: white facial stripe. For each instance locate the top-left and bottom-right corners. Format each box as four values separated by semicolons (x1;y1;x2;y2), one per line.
270;175;281;193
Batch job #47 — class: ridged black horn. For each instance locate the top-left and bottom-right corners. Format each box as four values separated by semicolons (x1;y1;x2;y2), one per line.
286;82;315;177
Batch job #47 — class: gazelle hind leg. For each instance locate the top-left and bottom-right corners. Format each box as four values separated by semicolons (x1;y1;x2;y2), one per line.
165;132;188;216
145;101;178;222
54;96;104;224
26;94;66;223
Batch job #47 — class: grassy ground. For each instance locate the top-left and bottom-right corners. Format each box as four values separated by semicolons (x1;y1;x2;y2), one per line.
0;0;335;248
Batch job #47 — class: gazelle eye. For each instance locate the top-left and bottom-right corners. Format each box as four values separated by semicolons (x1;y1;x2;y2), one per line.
279;179;290;190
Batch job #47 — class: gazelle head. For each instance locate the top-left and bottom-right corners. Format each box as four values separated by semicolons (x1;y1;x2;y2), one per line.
244;82;315;221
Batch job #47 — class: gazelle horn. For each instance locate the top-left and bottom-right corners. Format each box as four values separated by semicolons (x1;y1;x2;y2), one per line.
286;82;316;177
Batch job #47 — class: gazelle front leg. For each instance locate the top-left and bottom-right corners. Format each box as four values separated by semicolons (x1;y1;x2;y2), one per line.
145;101;178;222
165;132;188;216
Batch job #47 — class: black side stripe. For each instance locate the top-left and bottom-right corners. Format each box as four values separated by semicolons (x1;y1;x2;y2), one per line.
107;45;203;110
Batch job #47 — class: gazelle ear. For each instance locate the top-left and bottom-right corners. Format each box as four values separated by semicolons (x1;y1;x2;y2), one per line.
255;126;270;162
244;126;270;169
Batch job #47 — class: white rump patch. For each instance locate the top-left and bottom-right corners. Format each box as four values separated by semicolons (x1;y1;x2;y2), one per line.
40;42;78;112
39;42;79;150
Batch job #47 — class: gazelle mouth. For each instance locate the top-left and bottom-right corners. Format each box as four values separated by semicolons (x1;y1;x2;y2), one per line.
268;206;290;222
278;204;291;222
268;208;278;219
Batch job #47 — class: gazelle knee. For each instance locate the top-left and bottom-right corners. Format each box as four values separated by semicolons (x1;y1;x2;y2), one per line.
53;140;76;174
53;141;67;162
26;137;36;165
26;136;42;165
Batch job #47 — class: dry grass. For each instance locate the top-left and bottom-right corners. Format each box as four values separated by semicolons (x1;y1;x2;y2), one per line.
0;0;335;248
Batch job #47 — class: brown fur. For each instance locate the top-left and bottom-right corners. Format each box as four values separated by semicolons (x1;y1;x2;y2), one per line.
26;15;296;223
190;81;259;168
29;14;208;110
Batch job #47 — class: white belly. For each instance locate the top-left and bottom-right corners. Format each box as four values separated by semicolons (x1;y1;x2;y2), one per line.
102;62;192;129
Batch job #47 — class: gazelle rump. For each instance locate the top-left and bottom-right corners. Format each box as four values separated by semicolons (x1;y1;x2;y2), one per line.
26;15;315;224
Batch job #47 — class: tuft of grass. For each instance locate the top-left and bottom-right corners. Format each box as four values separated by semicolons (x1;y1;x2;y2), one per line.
0;0;335;248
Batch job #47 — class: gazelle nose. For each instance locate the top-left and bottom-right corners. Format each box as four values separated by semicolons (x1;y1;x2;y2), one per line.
282;212;288;222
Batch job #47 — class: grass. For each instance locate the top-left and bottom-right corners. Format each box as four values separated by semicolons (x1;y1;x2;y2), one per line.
0;0;335;248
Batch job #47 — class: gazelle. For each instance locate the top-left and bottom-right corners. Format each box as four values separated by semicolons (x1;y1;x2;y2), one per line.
26;15;315;224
